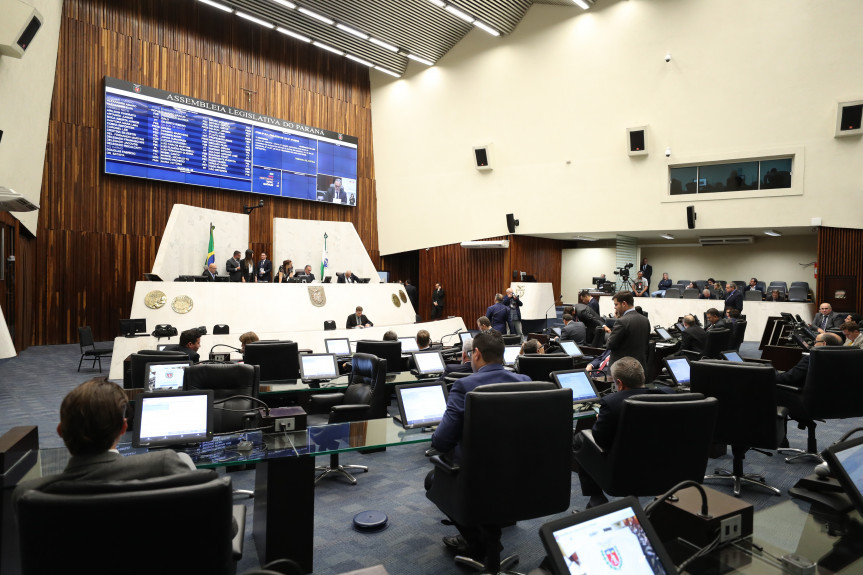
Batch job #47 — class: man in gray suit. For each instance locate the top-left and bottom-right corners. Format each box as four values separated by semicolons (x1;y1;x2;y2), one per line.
811;302;844;333
13;378;195;500
603;291;651;370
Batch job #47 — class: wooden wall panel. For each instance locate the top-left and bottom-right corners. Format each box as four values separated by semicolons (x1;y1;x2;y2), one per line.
508;236;564;305
29;0;378;344
816;227;863;315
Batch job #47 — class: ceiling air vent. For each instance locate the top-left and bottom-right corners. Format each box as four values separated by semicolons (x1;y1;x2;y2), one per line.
698;236;754;246
460;240;510;249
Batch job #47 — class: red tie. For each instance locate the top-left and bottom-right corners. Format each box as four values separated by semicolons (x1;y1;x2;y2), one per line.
599;354;611;371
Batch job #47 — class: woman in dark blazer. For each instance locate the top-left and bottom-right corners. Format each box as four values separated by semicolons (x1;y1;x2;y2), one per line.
241;249;256;283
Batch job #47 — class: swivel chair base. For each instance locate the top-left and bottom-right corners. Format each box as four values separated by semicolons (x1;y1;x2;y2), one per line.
778;448;824;464
314;463;368;485
455;552;520;575
233;488;255;498
705;469;781;497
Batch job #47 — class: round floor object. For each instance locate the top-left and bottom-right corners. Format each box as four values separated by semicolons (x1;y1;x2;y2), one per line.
352;510;388;533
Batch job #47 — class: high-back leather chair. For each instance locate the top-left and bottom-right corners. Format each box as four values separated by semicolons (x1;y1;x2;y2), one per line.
788;286;809;302
501;334;522;345
682;288;700;299
728;320;747;352
16;471;245;575
573;393;718;495
426;382;572;573
690;360;786;496
664;287;682;299
744;289;763;301
184;362;261;432
243;340;300;381
702;328;732;360
355;340;401;372
307;353;388;484
776;347;863;462
514;354;573;382
128;350;188;389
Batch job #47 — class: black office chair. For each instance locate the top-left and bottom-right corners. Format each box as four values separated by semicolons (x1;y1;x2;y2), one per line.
307;353;388;484
695;280;707;291
682;288;700;299
77;326;112;372
790;281;809;291
690;360;786;496
501;334;522;345
573;394;718;496
788;286;809;302
184;362;262;432
16;471;245;575
514;354;573;382
426;382;572;573
128;350;189;389
213;324;230;335
728;320;747;352
244;341;300;381
355;340;401;372
744;289;763;301
323;320;336;330
776;347;863;463
682;328;730;360
664;287;682;298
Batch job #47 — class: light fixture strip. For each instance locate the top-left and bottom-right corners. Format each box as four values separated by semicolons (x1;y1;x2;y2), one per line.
374;66;401;78
573;0;591;9
276;26;311;42
346;54;373;67
236;11;275;28
298;7;334;25
336;23;369;40
198;0;233;13
269;0;296;9
427;0;446;7
406;53;434;66
473;20;500;36
369;37;399;52
312;41;344;55
444;5;474;23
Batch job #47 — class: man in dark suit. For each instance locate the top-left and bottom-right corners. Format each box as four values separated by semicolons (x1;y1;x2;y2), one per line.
300;264;316;282
705;308;730;331
724;282;744;312
640;257;652;285
256;252;273;283
201;262;218;281
163;328;202;362
559;313;587;345
680;314;707;353
574;357;650;508
810;302;844;333
346;306;373;329
431;283;445;319
226;250;242;282
405;279;419;315
776;333;841;388
485;293;509;333
572;302;604;345
603;291;651;370
338;270;360;283
443;339;473;376
325;178;348;203
427;330;531;557
13;378;196;500
699;288;717;300
580;289;601;315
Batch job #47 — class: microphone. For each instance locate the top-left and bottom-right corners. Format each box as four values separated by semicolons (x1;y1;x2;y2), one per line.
439;328;463;345
795;314;805;324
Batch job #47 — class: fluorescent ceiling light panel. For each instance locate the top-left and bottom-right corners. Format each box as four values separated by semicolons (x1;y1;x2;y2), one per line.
573;236;597;242
764;230;782;237
236;11;275;28
369;37;398;52
346;54;373;67
198;0;233;13
313;41;344;55
427;0;446;7
336;24;369;39
473;21;500;36
573;0;591;9
660;233;675;240
276;27;311;42
298;7;334;25
406;54;434;66
374;66;401;78
269;0;296;8
445;5;474;23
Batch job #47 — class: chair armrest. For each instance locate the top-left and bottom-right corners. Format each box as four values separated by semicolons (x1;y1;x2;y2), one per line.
430;454;460;475
329;404;370;418
775;384;801;394
572;429;610;485
308;392;345;413
231;504;246;560
679;350;702;361
776;406;788;419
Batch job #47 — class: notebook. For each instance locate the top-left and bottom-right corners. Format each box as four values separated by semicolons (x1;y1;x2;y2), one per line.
325;337;352;356
663;356;691;387
411;350;446;377
551;369;600;405
559;340;584;358
132;390;213;448
300;353;339;381
145;360;191;391
503;345;521;366
393;381;449;429
539;496;676;575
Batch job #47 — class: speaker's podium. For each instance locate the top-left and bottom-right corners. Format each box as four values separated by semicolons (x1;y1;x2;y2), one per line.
508;282;556;335
758;316;804;371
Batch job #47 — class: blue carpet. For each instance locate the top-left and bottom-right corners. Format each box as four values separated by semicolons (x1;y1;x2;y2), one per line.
2;342;861;574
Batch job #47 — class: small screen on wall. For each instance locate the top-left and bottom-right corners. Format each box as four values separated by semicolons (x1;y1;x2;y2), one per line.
103;77;358;206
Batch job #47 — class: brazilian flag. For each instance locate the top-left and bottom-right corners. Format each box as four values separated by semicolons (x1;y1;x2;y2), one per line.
205;224;215;267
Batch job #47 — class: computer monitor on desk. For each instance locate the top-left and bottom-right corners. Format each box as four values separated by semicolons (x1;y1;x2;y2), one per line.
119;318;147;337
300;354;339;381
663;357;691;387
399;337;420;354
145;360;191;391
551;369;599;406
503;345;521;367
558;340;584;358
411;351;446;377
394;381;448;429
458;332;473;347
325;338;351;356
133;390;213;448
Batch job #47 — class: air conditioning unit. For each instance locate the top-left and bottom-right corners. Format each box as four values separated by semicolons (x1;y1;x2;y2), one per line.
0;0;43;59
460;240;510;249
0;186;39;212
698;236;754;246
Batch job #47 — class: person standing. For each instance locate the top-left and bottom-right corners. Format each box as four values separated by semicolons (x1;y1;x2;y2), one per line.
405;279;419;316
241;249;256;283
724;282;743;312
485;293;509;333
226;250;242;282
431;283;445;319
502;287;524;339
603;291;651;370
639;258;652;285
256;251;273;283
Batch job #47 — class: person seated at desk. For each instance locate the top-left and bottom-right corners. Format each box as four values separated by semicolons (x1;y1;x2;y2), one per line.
382;330;398;341
725;308;741;323
573;357;650;509
841;321;863;348
520;339;545;355
776;332;841;388
585;349;611;374
347;306;373;329
443;339;473;376
416;329;431;351
476;316;492;332
559;313;587;345
239;331;259;355
163;328;202;362
699;288;717;300
426;330;531;560
300;264;315;282
338;270;361;284
680;314;706;354
277;259;294;283
325;177;347;203
202;262;219;281
705;308;730;331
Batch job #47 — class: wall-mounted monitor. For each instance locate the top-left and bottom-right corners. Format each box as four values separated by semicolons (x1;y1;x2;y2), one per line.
103;77;358;206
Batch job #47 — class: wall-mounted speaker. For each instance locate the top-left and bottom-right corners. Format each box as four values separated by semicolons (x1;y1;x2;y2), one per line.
0;0;43;59
473;144;493;170
627;126;648;156
506;213;519;234
835;101;863;137
686;205;697;229
512;270;519;281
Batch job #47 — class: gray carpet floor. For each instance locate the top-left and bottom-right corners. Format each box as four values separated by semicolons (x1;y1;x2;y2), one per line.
2;342;860;574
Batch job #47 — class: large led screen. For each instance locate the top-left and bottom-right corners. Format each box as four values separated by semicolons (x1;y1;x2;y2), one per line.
104;77;358;206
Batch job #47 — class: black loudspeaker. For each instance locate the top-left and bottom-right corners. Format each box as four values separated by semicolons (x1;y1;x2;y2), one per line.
627;126;648;156
506;213;519;234
687;205;697;229
473;145;492;170
836;102;863;137
512;270;519;281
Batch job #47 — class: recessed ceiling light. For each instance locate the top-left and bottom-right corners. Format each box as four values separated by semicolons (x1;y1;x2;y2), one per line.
427;0;446;7
573;235;597;242
473;21;500;36
660;233;675;240
269;0;296;9
298;7;334;25
198;0;233;13
369;37;398;52
445;5;474;23
374;66;401;78
276;27;311;42
336;24;369;40
406;54;434;66
573;0;592;9
764;230;782;237
312;41;344;55
236;12;275;28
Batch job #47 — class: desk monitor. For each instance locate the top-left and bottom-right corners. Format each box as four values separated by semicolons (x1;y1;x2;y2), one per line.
558;340;584;358
676;322;686;332
655;327;673;341
325;337;351;356
145;360;191;391
156;344;168;351
411;350;446;376
377;271;389;283
214;276;229;283
119;318;147;337
132;390;213;448
394;381;449;429
539;496;675;575
503;345;521;367
399;337;420;353
458;332;473;346
300;353;339;380
781;312;796;324
822;434;863;515
551;369;599;405
663;356;691;387
721;350;744;362
552;327;562;337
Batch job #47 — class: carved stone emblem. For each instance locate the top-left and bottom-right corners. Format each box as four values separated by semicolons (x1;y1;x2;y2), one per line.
399;290;407;303
145;290;167;309
392;294;401;307
308;286;326;307
171;295;193;314
515;284;526;297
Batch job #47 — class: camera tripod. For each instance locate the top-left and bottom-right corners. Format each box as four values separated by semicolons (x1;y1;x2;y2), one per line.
618;276;635;291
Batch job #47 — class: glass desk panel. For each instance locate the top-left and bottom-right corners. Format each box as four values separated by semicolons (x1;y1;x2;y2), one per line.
259;371;427;395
